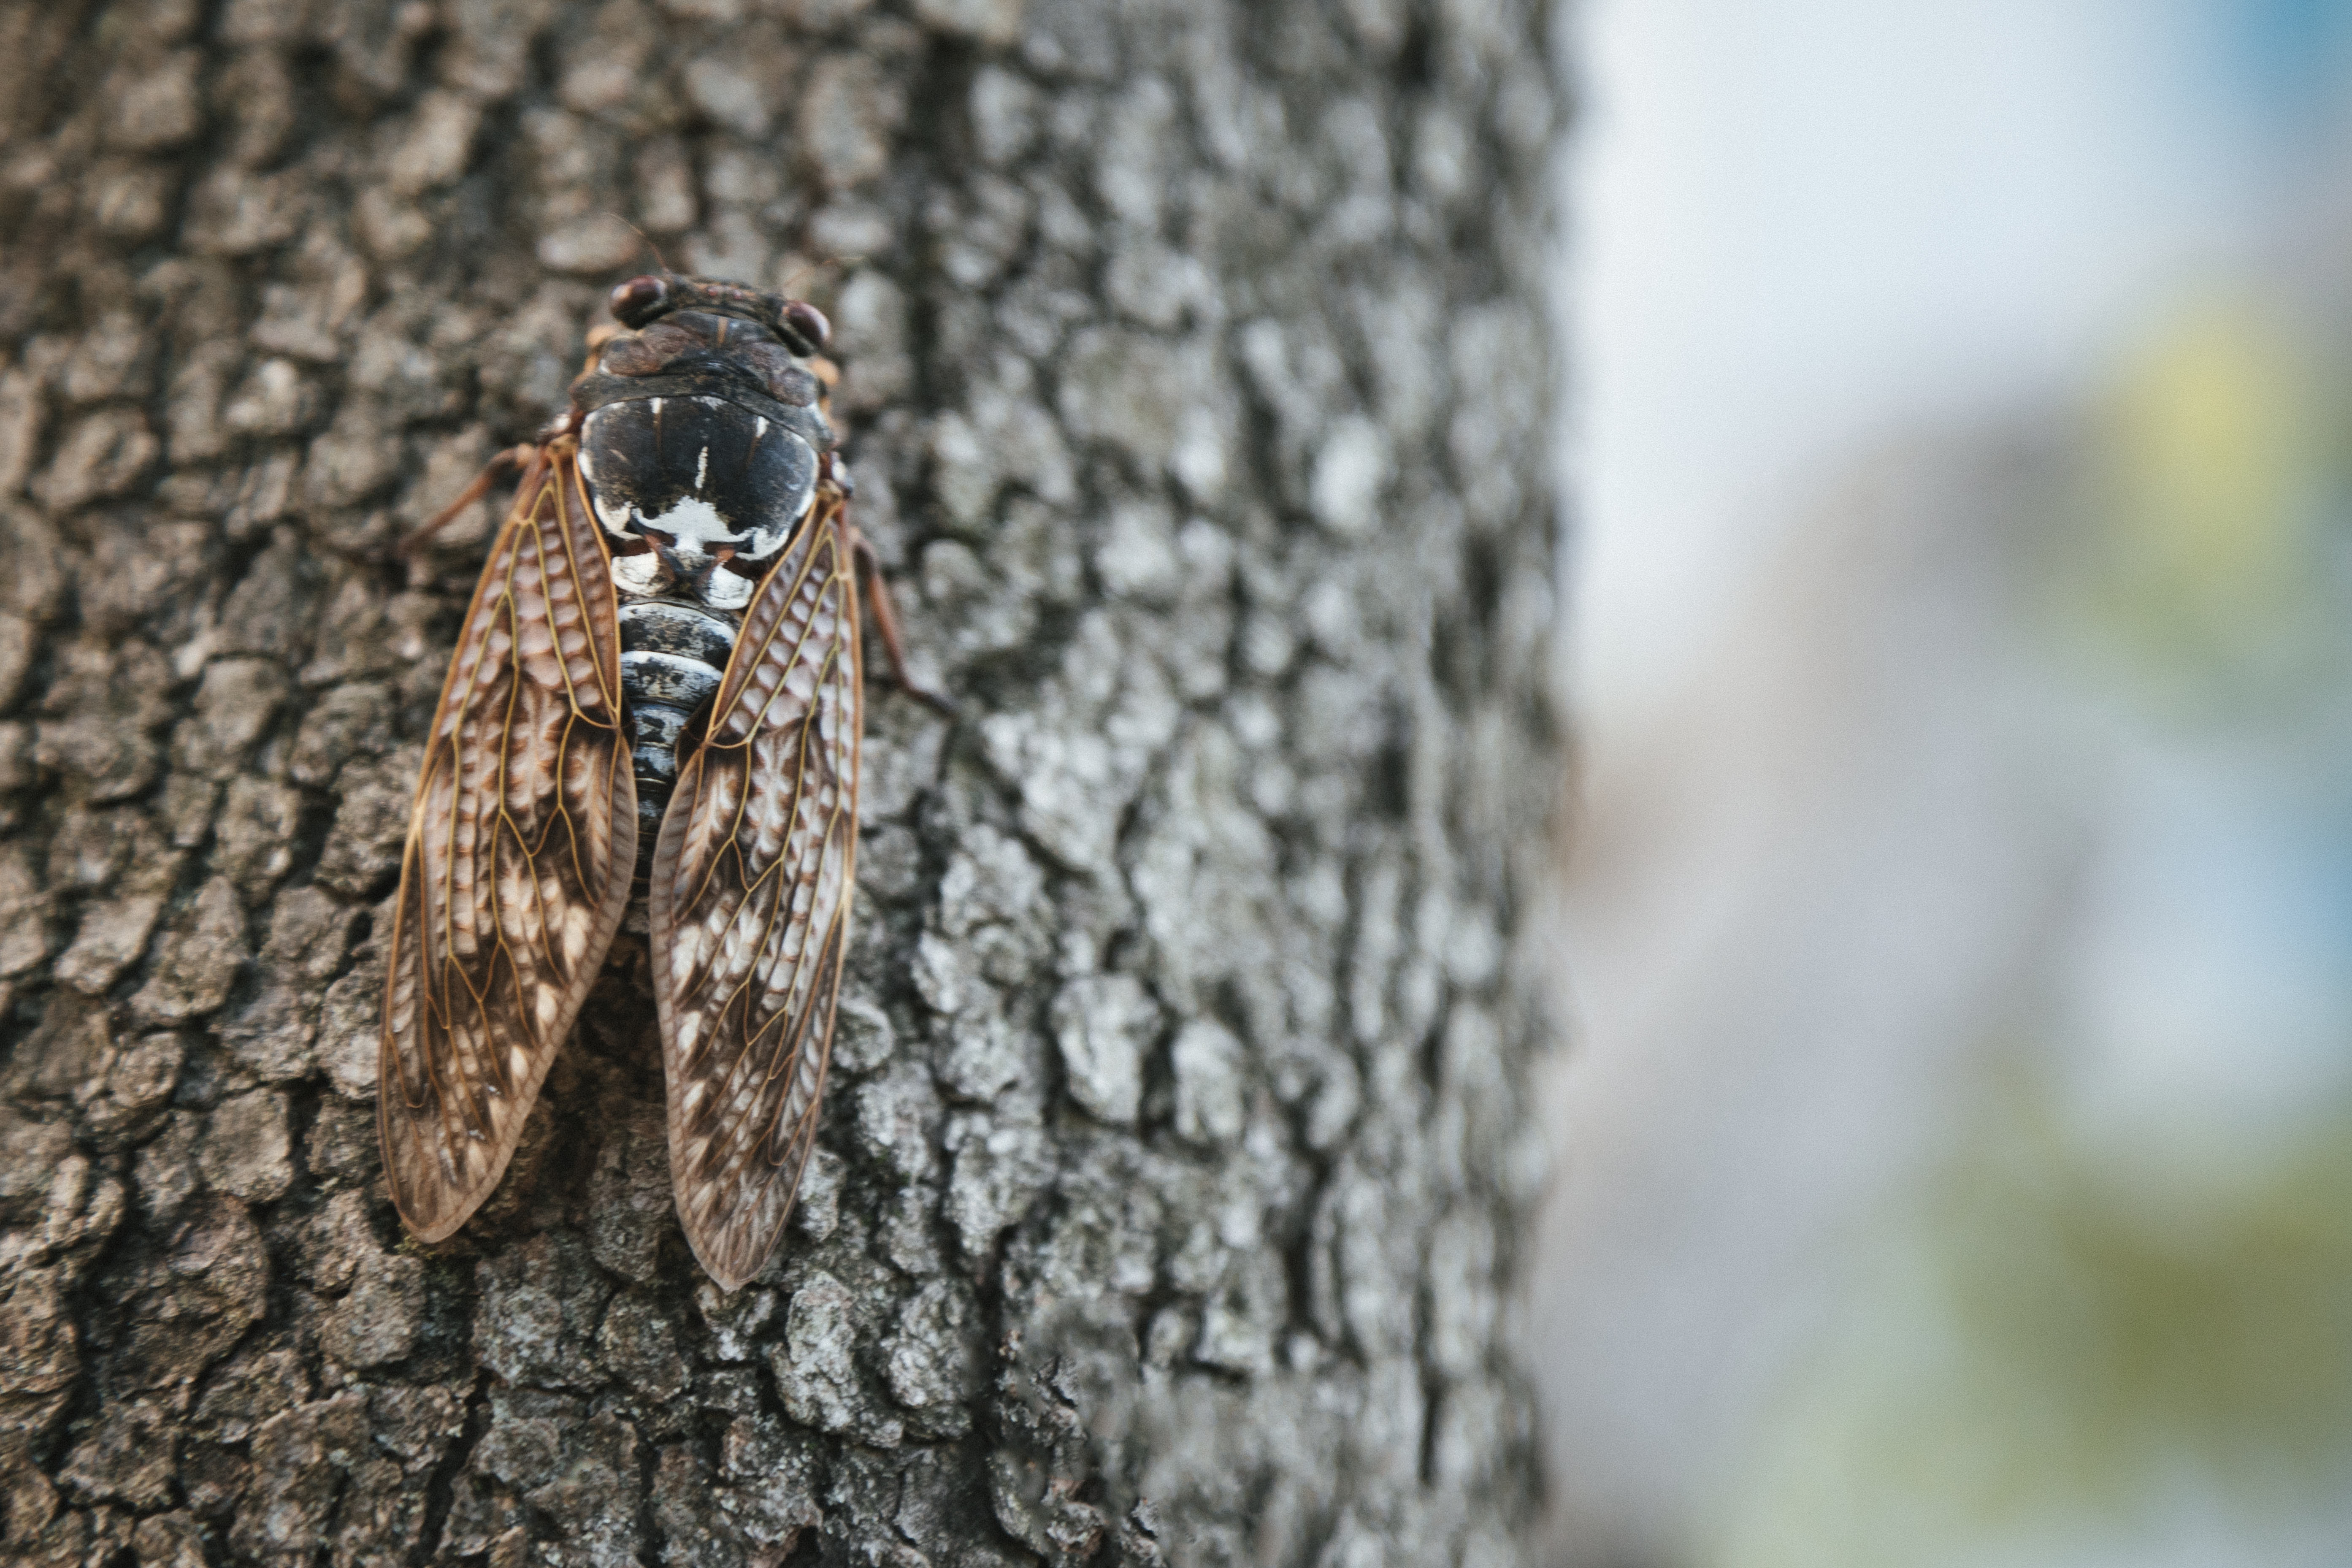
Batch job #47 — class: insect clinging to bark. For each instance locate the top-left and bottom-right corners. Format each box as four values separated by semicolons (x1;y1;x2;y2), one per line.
378;272;944;1290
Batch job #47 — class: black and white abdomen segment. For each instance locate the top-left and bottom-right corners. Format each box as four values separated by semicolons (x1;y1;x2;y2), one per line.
616;599;738;876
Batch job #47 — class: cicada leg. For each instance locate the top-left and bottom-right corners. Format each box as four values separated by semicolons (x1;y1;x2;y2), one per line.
847;524;955;718
399;444;543;558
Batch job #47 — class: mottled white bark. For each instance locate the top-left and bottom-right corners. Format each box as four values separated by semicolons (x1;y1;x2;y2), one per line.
0;0;1563;1563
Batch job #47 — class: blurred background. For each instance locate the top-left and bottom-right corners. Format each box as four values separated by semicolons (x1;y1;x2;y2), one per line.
1539;2;2352;1565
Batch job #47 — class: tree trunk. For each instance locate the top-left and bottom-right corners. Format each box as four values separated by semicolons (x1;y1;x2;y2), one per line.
0;0;1562;1563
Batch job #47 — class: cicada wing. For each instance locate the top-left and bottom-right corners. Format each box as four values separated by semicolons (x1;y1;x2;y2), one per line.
379;442;637;1242
650;493;861;1291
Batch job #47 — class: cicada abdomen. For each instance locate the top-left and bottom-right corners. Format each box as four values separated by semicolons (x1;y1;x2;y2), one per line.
382;273;937;1289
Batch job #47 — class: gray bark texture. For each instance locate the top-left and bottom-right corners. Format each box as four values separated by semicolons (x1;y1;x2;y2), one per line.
0;0;1563;1563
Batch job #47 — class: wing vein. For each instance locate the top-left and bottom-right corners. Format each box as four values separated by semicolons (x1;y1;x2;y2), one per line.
380;441;635;1244
652;495;862;1289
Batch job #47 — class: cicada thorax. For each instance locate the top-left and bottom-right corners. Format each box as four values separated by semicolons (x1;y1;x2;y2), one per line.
569;308;839;879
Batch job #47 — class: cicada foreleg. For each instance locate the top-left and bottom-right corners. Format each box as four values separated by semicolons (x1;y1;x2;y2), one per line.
399;443;544;558
847;523;955;718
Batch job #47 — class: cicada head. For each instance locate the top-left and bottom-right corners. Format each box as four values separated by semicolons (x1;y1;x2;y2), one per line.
607;273;829;357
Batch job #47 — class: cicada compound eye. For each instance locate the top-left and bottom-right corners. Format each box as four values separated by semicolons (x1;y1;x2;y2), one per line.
610;275;672;328
782;301;830;354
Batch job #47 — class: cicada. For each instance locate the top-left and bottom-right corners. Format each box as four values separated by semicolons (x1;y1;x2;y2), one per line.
378;273;939;1290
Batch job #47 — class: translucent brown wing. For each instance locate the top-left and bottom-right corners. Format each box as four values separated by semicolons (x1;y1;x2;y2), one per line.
379;440;637;1242
650;491;861;1290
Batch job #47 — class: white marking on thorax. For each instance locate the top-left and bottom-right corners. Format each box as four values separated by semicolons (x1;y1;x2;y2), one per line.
695;444;709;491
612;552;666;596
639;496;733;555
702;571;755;610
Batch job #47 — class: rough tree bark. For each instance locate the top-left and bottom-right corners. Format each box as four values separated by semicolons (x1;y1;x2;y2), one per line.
0;0;1562;1563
